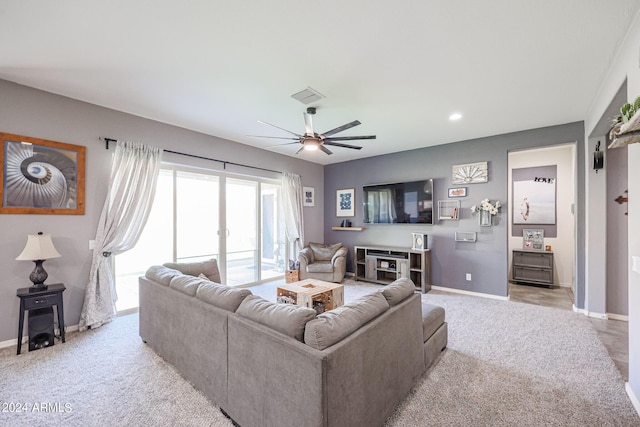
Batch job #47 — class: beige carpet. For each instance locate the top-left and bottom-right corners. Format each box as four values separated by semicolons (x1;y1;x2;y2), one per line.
0;283;637;426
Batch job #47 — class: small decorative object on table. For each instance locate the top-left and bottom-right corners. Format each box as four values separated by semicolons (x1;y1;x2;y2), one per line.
470;199;500;226
285;269;299;283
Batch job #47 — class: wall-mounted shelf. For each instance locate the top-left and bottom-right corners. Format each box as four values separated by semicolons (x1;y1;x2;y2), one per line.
331;226;366;231
455;231;477;242
438;200;460;221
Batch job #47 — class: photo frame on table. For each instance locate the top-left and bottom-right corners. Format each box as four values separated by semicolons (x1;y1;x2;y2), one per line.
336;188;355;217
303;186;315;207
448;187;467;198
0;132;86;215
523;229;544;250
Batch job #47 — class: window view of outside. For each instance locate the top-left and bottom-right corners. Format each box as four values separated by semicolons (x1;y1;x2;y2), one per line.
115;167;285;312
115;170;173;311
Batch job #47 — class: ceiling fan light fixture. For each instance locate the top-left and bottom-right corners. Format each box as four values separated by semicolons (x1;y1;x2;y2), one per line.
303;140;319;151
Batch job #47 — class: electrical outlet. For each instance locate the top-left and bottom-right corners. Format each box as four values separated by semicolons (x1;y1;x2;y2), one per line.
466;273;472;281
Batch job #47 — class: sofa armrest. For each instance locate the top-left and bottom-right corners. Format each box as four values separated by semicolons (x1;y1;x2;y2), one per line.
299;247;314;265
331;246;348;265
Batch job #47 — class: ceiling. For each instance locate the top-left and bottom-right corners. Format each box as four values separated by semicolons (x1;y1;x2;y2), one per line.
1;1;639;165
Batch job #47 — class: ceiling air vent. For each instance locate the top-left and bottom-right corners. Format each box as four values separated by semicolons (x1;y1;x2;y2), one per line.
290;87;325;105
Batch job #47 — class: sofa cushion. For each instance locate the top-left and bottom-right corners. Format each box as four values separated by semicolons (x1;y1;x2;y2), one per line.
304;292;389;350
236;295;317;342
145;265;182;286
421;302;446;341
164;258;221;283
309;242;342;261
169;275;204;297
196;281;252;312
306;261;334;273
380;277;416;306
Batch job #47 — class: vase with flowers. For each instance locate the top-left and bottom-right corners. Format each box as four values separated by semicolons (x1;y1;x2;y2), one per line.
471;199;501;226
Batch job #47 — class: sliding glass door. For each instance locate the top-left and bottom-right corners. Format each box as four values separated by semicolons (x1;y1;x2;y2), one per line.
115;166;284;312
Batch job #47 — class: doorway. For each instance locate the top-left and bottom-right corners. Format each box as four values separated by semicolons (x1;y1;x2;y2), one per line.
507;144;577;305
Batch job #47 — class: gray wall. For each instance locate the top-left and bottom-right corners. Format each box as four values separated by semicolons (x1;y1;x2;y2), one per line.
324;122;585;299
0;79;324;343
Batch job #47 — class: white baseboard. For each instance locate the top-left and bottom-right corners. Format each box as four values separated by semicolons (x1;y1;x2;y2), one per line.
431;285;509;301
607;313;629;322
0;324;79;350
626;383;640;418
572;305;608;319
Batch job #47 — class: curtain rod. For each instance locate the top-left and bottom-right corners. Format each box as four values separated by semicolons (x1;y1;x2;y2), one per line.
100;137;282;175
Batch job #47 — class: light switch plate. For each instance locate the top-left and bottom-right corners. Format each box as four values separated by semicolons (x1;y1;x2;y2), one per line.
632;256;640;274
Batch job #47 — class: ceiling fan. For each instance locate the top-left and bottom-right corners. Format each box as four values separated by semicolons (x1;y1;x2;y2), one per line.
252;107;376;155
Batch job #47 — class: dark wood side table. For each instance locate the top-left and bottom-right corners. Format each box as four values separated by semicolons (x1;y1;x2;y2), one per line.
16;283;66;355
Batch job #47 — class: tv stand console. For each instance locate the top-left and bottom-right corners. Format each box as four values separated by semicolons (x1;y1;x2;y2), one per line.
354;245;431;293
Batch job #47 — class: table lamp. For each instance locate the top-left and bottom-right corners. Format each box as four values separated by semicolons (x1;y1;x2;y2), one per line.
16;232;61;289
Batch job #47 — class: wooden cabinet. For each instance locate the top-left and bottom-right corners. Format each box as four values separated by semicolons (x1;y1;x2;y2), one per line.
512;250;554;286
355;245;431;293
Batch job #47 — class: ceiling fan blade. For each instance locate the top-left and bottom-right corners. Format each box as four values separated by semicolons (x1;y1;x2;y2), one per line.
325;135;376;141
257;120;302;137
303;112;314;136
264;141;301;148
247;135;299;140
322;120;361;137
295;146;305;155
319;145;333;155
323;141;363;150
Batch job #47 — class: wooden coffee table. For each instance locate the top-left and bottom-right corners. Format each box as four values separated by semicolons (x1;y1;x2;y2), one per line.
277;279;344;314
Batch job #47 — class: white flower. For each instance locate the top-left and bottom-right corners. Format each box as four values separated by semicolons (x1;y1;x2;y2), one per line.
472;199;501;216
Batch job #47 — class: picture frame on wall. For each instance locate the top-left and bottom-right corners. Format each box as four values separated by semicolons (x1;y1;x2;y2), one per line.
451;161;488;184
336;188;355;217
448;187;467;198
303;186;315;207
0;132;86;215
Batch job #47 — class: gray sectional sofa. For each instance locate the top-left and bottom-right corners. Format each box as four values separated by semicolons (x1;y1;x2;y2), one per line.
139;259;447;427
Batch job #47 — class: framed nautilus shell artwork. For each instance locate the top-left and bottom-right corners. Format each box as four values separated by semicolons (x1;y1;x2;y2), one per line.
0;133;85;215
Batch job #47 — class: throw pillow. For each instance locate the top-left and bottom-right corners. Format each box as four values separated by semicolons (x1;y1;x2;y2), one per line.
380;277;416;306
304;291;389;350
169;275;204;297
163;258;222;284
236;295;317;342
309;242;343;261
196;281;252;312
145;265;182;286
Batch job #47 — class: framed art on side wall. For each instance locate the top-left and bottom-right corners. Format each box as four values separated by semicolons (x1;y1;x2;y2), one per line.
0;132;86;215
303;186;315;207
336;188;355;217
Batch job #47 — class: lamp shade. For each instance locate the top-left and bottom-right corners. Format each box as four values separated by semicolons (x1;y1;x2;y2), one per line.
16;233;61;261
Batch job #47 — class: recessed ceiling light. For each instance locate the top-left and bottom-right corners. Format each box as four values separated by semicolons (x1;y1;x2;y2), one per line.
449;113;462;121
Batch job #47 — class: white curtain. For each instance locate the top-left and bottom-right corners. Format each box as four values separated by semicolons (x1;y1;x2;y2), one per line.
281;172;304;252
79;141;162;331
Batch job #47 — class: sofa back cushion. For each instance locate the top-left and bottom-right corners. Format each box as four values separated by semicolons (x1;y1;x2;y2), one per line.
236;295;317;342
380;277;416;306
169;275;204;297
196;281;252;312
304;291;389;350
309;242;342;261
164;258;221;284
145;265;182;286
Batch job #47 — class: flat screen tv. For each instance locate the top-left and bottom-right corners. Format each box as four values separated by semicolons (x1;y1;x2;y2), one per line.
363;179;434;224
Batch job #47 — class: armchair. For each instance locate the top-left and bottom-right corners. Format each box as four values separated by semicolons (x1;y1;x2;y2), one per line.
297;242;348;283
